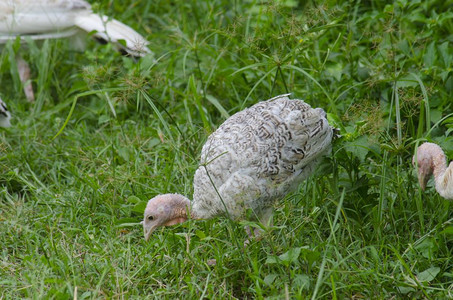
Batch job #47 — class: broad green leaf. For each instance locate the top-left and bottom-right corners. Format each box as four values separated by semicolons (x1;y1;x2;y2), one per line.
439;70;450;82
299;247;321;265
440;226;453;235
132;202;147;214
397;39;410;56
265;256;278;265
416;267;440;282
294;274;310;290
118;147;130;162
423;42;436;68
438;42;451;67
414;238;437;259
326;63;343;82
266;247;301;266
126;196;142;204
397;286;415;294
195;230;206;239
430;109;442;124
98;114;110;124
279;247;302;264
344;136;370;162
263;274;278;286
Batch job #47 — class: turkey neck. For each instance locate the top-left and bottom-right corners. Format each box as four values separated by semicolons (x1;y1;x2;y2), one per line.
432;148;448;181
173;194;200;220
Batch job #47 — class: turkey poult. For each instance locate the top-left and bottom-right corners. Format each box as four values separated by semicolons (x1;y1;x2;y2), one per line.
0;98;11;128
413;142;453;200
143;94;334;241
0;0;150;101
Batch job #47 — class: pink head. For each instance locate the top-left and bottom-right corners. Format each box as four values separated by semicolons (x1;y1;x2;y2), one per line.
413;142;441;190
142;193;190;241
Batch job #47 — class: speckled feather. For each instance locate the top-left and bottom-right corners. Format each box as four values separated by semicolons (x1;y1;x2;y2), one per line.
192;94;334;220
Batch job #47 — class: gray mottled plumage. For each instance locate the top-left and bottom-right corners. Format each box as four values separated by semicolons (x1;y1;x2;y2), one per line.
192;94;333;220
0;97;11;128
143;94;334;240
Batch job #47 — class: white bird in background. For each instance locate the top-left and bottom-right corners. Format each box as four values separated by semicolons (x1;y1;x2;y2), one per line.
414;142;453;200
0;98;12;128
0;0;150;101
143;94;335;241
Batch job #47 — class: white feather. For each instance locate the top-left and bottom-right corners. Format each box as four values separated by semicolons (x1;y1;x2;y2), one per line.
74;13;150;57
0;0;150;57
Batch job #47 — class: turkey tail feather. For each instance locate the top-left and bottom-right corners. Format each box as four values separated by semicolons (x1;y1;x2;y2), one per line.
74;13;150;57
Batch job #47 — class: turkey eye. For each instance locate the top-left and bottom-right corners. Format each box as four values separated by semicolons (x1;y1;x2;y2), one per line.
147;215;154;221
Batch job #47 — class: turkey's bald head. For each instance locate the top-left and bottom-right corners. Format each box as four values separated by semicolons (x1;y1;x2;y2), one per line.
413;143;440;190
143;194;190;241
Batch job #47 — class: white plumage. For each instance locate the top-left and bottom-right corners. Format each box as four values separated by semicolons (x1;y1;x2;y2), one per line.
0;0;150;57
143;94;334;241
1;0;150;102
0;98;12;128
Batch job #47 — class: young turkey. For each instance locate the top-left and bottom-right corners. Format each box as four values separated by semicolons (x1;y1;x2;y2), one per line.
413;142;453;200
0;98;11;128
143;94;335;241
0;0;150;101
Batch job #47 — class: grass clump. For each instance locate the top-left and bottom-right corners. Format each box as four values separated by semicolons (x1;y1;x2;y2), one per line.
0;0;452;298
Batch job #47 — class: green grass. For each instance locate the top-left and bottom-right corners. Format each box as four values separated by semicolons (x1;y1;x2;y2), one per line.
1;0;453;298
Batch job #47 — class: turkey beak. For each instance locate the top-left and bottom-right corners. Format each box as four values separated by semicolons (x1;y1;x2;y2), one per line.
415;161;429;191
413;154;428;191
418;169;429;191
143;223;157;242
